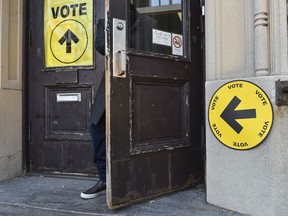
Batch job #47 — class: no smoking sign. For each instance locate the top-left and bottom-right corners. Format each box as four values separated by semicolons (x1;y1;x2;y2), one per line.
173;36;182;48
208;80;273;150
172;33;183;56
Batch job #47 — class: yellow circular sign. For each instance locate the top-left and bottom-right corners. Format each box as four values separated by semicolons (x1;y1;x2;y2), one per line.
208;80;273;150
50;19;88;64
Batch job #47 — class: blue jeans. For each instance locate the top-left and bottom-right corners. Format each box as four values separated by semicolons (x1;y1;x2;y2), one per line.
90;113;106;182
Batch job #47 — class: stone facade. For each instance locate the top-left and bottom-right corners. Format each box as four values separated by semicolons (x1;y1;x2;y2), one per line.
205;0;288;215
0;0;23;181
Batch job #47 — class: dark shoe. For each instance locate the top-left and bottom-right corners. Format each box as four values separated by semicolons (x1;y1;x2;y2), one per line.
80;180;106;199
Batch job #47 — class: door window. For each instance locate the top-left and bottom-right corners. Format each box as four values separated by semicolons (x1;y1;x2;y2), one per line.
130;0;186;57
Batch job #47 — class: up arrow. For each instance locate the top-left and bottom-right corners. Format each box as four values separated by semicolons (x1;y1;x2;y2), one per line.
58;29;79;53
220;96;256;134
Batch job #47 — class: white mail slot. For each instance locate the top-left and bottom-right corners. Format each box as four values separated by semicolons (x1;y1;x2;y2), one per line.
56;93;81;102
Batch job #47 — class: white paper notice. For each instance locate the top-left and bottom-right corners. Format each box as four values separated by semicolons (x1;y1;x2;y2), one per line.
152;29;172;47
172;33;183;56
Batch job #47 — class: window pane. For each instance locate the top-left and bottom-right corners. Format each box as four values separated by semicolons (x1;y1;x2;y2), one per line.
130;0;185;56
160;0;169;6
172;0;181;4
151;0;159;6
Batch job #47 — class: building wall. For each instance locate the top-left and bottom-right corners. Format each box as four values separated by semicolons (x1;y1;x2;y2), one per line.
205;0;288;215
0;0;23;181
205;0;255;80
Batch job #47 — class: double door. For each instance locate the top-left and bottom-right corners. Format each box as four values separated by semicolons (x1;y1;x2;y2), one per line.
27;0;204;208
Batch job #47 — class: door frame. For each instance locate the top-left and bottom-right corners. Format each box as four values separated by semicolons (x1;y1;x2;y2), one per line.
22;0;31;174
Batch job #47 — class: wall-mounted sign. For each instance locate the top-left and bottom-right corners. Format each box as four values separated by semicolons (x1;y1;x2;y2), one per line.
208;80;273;150
44;0;93;68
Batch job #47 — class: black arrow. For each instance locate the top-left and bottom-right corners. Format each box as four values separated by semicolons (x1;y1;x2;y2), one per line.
220;96;256;134
58;29;79;53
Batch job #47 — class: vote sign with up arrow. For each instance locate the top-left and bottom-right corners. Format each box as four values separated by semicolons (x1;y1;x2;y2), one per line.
208;80;273;150
58;29;80;54
44;0;93;67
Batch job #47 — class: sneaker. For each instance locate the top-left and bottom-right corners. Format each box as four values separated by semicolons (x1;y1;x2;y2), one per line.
80;180;106;199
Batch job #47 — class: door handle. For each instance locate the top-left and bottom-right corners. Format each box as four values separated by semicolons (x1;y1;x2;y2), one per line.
113;19;126;77
118;50;126;76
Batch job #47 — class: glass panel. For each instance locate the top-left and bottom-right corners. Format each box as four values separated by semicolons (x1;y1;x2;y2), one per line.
172;0;181;4
130;0;185;56
160;0;169;6
151;0;159;6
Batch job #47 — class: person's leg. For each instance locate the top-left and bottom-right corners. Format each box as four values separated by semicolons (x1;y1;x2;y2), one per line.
91;114;106;182
81;114;106;199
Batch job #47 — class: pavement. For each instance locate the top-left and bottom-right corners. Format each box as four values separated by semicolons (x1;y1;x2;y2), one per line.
0;174;248;216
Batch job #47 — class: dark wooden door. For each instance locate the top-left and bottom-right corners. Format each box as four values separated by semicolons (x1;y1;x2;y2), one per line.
28;0;104;174
106;0;204;208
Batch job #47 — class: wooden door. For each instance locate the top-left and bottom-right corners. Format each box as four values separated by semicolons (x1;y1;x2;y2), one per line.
106;0;204;208
28;0;104;174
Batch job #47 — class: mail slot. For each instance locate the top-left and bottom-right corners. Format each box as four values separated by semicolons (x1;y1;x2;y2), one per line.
56;93;81;102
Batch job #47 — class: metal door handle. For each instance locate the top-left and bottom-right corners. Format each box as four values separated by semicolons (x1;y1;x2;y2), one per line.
118;50;126;76
113;18;126;77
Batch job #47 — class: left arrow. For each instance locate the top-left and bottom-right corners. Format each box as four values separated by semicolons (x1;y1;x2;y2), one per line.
220;96;256;134
58;29;79;53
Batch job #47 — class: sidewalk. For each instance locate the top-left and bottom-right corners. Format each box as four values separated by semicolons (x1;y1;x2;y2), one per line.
0;174;247;216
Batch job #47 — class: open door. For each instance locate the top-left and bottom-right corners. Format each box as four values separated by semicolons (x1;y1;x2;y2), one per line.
106;0;204;208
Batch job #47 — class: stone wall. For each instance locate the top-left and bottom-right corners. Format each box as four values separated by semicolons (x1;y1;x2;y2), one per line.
0;0;23;181
205;0;288;215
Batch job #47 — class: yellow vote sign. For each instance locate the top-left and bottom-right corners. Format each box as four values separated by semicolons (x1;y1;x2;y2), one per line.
44;0;93;67
208;80;273;150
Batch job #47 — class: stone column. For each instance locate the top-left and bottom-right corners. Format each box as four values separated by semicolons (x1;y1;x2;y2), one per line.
254;0;270;76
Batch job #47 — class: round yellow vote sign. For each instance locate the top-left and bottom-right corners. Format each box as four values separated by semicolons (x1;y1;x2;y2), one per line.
208;80;273;150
